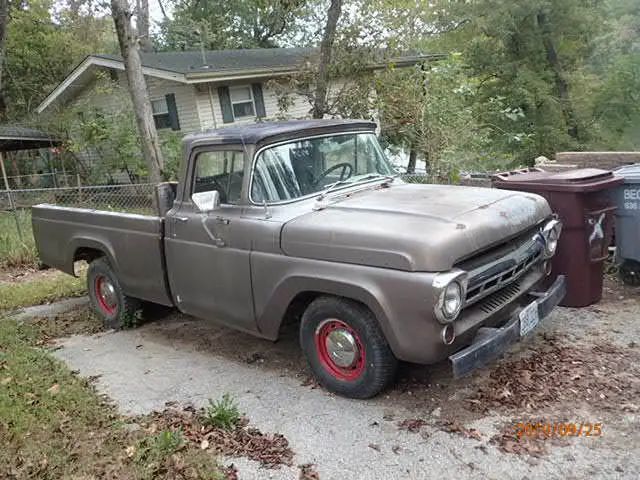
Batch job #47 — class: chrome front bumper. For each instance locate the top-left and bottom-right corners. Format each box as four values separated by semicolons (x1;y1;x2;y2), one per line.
449;275;567;378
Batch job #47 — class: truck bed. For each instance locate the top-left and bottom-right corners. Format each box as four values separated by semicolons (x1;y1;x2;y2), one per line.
31;204;173;306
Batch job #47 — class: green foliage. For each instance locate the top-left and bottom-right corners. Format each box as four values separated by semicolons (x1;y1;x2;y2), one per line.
0;210;38;269
2;0;117;121
135;430;184;465
158;0;308;51
203;393;242;431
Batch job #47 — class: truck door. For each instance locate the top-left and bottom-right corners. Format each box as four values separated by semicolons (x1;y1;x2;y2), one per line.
164;147;256;332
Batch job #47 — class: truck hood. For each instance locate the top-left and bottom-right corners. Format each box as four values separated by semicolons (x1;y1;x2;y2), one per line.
280;183;551;271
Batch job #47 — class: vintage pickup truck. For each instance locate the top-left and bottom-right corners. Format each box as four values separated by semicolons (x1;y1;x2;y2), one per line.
32;119;566;398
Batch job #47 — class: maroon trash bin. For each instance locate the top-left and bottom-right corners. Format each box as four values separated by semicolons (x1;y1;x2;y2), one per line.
492;168;623;307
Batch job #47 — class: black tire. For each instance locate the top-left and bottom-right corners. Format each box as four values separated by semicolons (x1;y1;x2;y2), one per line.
87;257;142;330
300;296;398;399
620;260;640;287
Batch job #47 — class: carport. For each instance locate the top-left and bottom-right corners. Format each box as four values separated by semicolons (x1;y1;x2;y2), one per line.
0;125;61;204
0;125;61;241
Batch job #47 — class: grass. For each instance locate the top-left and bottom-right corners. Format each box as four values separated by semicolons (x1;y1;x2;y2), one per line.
0;270;87;311
0;210;38;269
204;393;243;431
0;317;227;479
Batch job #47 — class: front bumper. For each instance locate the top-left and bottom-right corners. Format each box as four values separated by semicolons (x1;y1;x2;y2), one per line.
449;275;567;378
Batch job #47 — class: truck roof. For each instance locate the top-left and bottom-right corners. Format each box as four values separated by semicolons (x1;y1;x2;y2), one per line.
183;119;377;147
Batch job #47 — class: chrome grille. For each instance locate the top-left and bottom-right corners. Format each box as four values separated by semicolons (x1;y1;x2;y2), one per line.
476;280;523;314
464;236;544;306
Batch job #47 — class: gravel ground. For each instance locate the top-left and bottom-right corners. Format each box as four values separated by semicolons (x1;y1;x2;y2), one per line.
21;277;640;479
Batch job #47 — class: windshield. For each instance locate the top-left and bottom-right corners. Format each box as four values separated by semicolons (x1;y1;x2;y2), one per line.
250;132;395;203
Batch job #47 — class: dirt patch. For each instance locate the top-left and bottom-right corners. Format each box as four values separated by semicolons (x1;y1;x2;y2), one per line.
142;406;295;469
465;334;640;414
29;305;103;342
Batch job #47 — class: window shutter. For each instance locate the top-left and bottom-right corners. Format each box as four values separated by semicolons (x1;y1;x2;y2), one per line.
218;86;234;123
165;93;180;131
252;83;266;118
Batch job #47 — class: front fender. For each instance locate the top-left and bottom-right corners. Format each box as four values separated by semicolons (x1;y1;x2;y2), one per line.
251;252;438;361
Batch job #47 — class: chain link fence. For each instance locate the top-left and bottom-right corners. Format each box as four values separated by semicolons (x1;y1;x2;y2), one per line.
0;183;156;213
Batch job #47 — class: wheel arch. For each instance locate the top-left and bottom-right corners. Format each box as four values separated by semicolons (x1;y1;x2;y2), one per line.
66;237;118;277
257;275;400;354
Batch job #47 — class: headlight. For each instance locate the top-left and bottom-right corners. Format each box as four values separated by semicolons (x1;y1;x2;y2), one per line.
443;282;462;318
541;218;562;258
433;270;467;323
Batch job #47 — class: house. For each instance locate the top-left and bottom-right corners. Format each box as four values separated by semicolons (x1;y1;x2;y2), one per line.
37;48;439;133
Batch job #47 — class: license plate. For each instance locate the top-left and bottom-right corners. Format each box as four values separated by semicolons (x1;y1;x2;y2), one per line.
519;301;539;337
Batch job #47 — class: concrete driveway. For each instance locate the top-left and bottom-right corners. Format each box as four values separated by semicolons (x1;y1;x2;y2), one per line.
38;281;640;480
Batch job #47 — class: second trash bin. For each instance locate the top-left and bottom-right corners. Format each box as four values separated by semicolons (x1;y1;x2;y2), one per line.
610;163;640;286
492;168;623;307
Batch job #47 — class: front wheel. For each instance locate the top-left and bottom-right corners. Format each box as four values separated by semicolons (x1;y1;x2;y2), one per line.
87;257;142;329
300;296;398;399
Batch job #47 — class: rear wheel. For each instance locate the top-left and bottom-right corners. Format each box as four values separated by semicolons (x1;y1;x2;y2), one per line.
620;260;640;287
87;257;142;329
300;296;398;399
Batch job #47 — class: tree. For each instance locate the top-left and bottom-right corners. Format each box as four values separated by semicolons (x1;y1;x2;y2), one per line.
111;0;164;182
0;0;9;117
312;0;342;118
136;0;153;52
158;0;307;51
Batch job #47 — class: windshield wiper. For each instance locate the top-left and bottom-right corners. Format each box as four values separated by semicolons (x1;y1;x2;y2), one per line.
316;180;352;201
316;173;398;202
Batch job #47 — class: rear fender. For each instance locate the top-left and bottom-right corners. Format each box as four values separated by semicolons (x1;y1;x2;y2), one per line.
66;237;118;276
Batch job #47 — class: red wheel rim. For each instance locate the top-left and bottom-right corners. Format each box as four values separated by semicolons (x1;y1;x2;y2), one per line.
95;275;117;315
315;319;365;381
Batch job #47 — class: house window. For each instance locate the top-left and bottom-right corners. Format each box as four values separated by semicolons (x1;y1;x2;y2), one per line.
229;86;255;119
151;98;171;129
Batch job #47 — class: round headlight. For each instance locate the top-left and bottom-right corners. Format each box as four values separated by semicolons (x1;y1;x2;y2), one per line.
545;226;560;256
443;282;462;318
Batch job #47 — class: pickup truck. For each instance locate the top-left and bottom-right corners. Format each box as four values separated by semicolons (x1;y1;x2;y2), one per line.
32;119;566;399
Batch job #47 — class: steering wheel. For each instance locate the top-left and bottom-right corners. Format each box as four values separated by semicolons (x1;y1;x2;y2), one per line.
312;162;354;187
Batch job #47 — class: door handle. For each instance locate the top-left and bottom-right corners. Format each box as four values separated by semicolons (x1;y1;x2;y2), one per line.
174;216;189;222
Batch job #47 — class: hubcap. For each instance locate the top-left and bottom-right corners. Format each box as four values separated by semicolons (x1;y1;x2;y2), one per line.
315;319;365;381
96;275;117;314
326;329;358;368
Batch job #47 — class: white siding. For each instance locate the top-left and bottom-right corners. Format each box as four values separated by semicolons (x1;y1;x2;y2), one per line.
146;77;201;134
193;80;315;129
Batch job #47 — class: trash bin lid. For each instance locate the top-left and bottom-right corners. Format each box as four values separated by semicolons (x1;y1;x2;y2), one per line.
614;163;640;183
492;167;623;192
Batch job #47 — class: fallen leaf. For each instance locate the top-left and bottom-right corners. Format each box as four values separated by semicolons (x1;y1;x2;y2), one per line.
200;439;209;450
47;384;60;394
125;445;136;458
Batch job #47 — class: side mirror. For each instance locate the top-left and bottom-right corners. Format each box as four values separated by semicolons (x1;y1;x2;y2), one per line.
191;190;220;213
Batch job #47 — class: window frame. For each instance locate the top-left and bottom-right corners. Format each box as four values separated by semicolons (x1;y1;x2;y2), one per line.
229;85;256;120
248;130;390;206
188;147;247;206
151;97;171;130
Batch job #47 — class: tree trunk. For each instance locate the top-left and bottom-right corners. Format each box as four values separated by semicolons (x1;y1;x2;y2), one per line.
0;0;10;120
312;0;343;119
407;144;417;174
111;0;164;183
136;0;153;52
537;11;579;140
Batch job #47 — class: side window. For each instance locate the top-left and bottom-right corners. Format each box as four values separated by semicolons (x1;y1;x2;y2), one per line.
193;150;245;204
